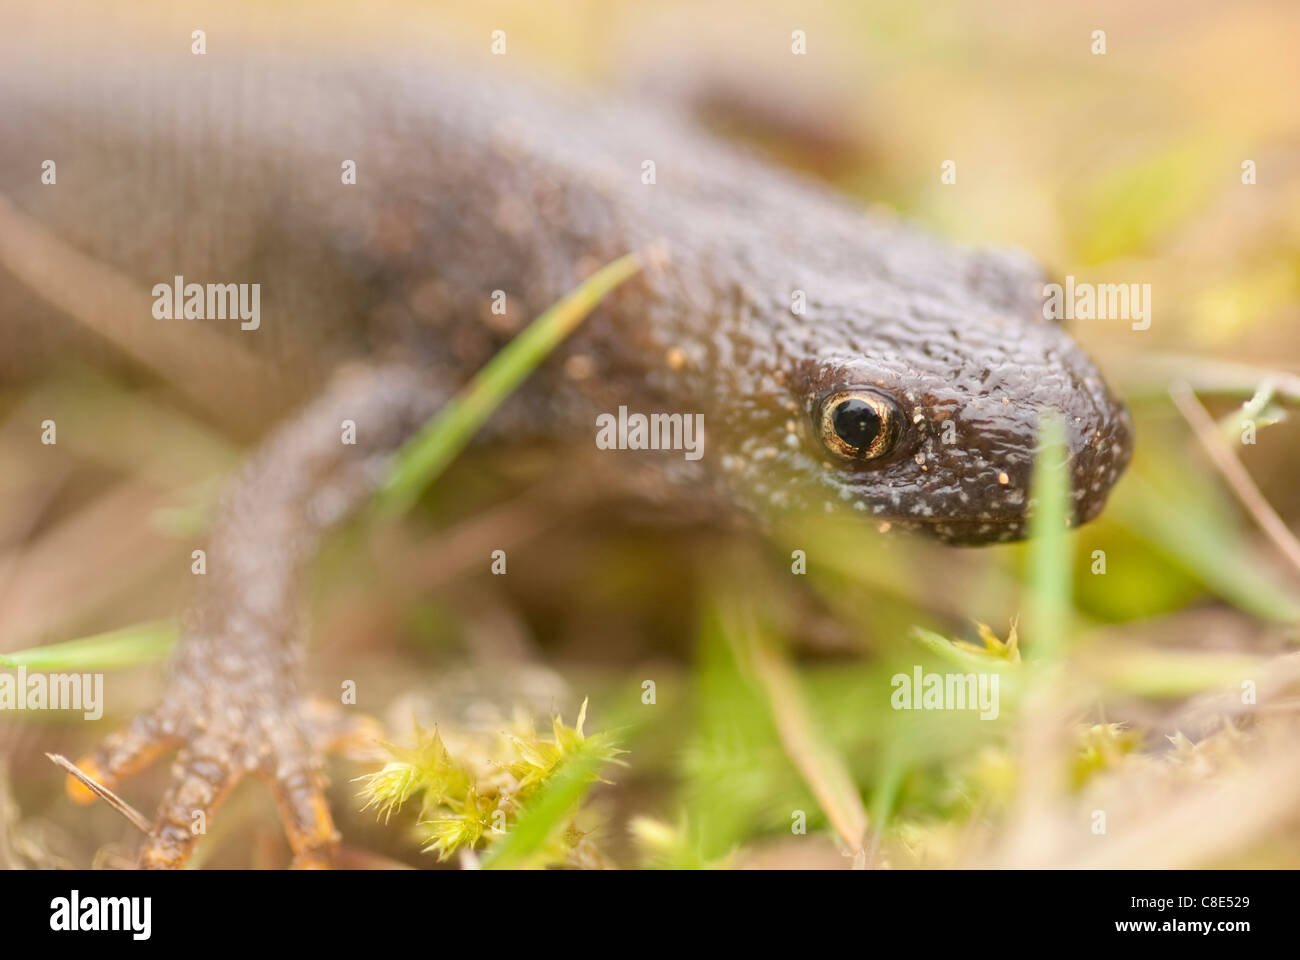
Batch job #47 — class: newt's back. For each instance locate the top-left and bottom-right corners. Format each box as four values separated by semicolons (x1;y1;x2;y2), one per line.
0;5;762;431
0;1;1132;539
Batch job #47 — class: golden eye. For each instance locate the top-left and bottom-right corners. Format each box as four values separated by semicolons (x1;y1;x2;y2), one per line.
817;390;902;461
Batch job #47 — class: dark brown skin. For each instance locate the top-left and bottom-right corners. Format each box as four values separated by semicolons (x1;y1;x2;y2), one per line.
0;8;1131;867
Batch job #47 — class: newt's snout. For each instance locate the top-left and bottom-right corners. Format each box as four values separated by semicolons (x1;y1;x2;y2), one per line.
1065;390;1134;527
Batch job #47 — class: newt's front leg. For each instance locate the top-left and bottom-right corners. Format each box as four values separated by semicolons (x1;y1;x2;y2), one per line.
66;362;445;868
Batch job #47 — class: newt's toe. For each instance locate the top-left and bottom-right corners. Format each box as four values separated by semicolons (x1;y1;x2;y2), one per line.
304;696;386;758
139;743;240;869
70;696;378;868
269;763;341;869
66;708;180;805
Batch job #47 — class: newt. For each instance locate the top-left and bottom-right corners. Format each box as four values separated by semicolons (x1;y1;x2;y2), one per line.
0;6;1131;867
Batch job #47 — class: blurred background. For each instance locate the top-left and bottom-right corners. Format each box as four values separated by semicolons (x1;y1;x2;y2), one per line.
2;0;1299;868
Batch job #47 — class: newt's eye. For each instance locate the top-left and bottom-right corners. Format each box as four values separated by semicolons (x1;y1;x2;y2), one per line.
817;390;902;462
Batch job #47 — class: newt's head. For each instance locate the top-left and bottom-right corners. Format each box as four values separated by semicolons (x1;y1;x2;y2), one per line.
721;246;1133;545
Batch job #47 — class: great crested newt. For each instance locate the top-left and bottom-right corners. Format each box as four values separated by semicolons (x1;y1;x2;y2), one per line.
0;5;1131;867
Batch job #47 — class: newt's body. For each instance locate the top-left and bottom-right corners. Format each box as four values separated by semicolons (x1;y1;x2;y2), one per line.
0;6;1130;867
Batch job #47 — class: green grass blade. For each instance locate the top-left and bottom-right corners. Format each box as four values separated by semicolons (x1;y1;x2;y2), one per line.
0;621;177;671
912;627;1006;671
867;739;906;844
374;253;642;517
1024;414;1073;661
1113;468;1300;622
1088;647;1265;698
710;588;869;854
746;624;869;853
479;735;621;870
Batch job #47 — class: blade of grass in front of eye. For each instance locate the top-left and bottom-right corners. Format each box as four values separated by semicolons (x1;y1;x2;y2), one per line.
1024;414;1073;662
373;253;642;517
